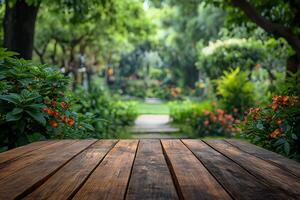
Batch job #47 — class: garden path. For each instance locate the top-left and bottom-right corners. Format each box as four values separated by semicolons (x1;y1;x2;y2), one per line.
131;114;185;139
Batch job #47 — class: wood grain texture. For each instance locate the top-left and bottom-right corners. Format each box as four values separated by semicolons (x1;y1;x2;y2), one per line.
205;140;300;199
24;140;117;200
226;139;300;178
0;140;58;164
183;139;286;200
0;140;96;200
73;140;139;200
0;140;77;180
161;139;232;200
126;139;178;200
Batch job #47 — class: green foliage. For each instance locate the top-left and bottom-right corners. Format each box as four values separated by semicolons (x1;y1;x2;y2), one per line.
197;38;265;79
169;100;240;137
169;100;212;124
241;95;300;161
216;68;255;115
73;85;138;138
0;49;95;148
274;71;300;97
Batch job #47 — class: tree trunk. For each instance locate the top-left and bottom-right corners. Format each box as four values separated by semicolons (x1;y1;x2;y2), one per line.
287;54;300;76
3;0;40;59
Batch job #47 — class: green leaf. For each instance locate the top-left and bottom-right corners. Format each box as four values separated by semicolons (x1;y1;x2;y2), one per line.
11;107;23;115
81;122;95;131
6;111;22;121
25;104;45;110
291;134;298;140
25;110;46;125
0;93;21;104
274;138;285;146
256;121;264;130
284;142;290;155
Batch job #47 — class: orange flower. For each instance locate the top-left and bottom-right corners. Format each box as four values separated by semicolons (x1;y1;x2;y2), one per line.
67;118;75;126
282;96;289;105
270;128;282;139
53;111;60;118
234;119;241;124
61;102;68;109
203;120;209;126
233;108;238;113
203;110;210;116
216;109;224;115
225;114;234;121
49;120;59;128
271;103;279;111
43;108;54;116
61;115;69;123
277;120;283;125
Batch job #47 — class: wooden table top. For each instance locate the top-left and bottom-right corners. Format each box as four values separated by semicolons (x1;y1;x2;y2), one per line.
0;139;300;200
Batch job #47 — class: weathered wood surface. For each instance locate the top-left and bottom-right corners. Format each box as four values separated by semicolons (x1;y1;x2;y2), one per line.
0;139;299;200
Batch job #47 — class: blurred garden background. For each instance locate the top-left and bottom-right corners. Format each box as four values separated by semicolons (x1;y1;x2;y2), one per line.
0;0;299;161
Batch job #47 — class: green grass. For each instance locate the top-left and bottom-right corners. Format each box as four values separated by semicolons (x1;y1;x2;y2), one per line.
135;102;170;115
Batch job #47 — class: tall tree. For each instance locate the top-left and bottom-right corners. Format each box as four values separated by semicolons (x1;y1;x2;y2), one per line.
2;0;103;59
3;0;40;59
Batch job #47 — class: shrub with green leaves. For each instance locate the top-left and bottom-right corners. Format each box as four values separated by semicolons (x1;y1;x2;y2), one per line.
73;85;138;138
240;72;300;161
0;49;94;149
240;95;300;161
197;38;266;79
169;100;240;137
216;67;255;115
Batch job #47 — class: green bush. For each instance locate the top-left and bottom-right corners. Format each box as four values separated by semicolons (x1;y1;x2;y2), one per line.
241;95;300;161
216;67;255;115
0;49;95;148
169;101;240;137
197;38;265;79
240;72;300;160
73;85;138;138
169;100;212;124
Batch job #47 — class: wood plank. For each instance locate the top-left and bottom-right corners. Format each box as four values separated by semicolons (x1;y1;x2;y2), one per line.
161;139;232;200
126;139;178;200
0;140;58;164
24;140;118;200
0;140;96;200
205;140;300;198
73;140;139;200
182;139;287;200
0;140;77;179
226;139;300;178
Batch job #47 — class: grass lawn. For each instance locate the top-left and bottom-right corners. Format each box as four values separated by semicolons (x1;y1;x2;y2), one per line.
135;102;169;115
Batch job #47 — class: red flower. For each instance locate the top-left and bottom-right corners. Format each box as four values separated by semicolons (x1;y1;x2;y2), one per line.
51;101;57;107
53;111;60;118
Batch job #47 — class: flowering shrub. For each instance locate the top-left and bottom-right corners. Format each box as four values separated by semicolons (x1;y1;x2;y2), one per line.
0;49;94;148
170;101;240;137
197;108;241;136
241;95;300;160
